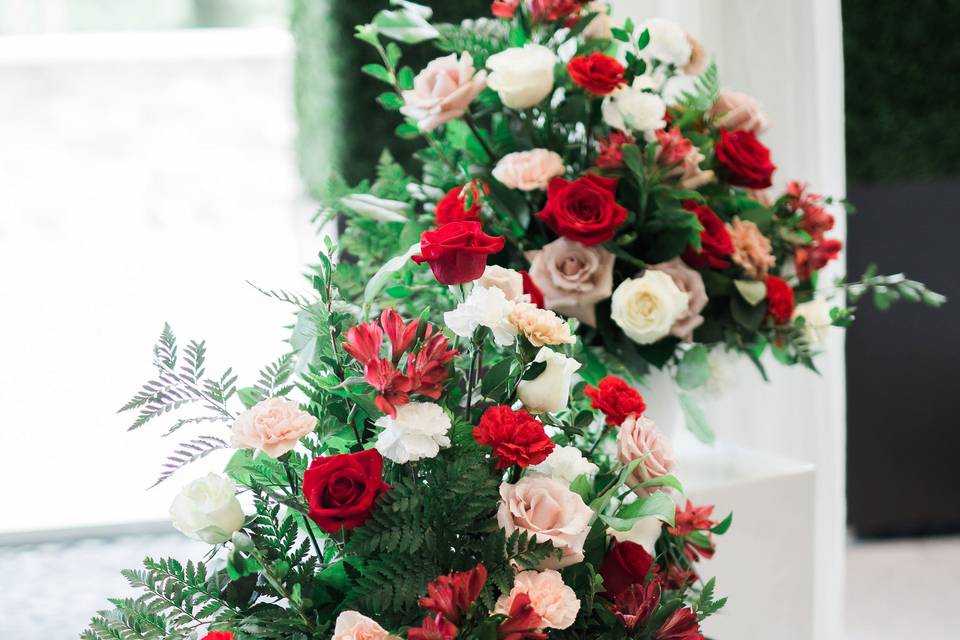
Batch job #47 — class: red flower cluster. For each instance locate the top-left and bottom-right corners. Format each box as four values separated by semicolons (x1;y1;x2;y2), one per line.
787;181;843;280
682;202;734;269
795;240;842;281
302;448;391;533
497;593;549;640
419;564;487;625
409;614;459;640
537;174;628;246
435;182;489;226
715;129;776;189
612;581;661;632
669;501;717;537
655;128;694;166
491;0;586;23
596;131;634;169
201;633;234;640
413;221;505;285
343;309;458;417
473;406;555;469
584;375;646;425
765;275;795;324
567;53;626;95
600;540;654;598
655;607;705;640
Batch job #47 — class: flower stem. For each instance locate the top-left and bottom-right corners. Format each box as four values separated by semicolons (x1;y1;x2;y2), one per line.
465;112;498;162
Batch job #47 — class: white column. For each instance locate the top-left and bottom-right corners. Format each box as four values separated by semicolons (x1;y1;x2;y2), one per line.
608;2;847;638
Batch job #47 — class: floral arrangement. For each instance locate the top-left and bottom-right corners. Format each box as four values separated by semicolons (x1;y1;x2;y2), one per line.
325;0;944;439
83;242;729;640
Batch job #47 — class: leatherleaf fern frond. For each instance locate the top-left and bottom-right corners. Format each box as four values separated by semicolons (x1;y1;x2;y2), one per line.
676;61;719;112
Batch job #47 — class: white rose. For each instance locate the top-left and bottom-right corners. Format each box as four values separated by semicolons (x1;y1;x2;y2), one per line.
641;18;693;67
611;270;690;345
793;298;833;346
517;347;581;414
479;265;525;301
582;1;614;40
601;80;667;133
170;473;244;544
374;401;451;464
607;515;663;555
486;44;557;109
530;445;599;485
444;284;519;346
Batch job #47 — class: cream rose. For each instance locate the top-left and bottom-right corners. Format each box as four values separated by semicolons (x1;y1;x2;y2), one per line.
607;516;663;555
709;89;769;134
170;473;245;544
486;44;558;109
526;238;615;327
530;445;599;485
400;52;487;132
649;258;708;342
602;80;667;133
611;270;690;345
793;298;833;346
497;476;594;569
231;397;317;458
517;347;581;414
641;18;693;67
479;265;526;301
492;149;565;191
494;569;581;630
510;303;576;347
333;611;396;640
582;1;614;40
616;415;676;485
374;401;451;464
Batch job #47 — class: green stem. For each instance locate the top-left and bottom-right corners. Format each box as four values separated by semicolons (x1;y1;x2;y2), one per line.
465;112;498;162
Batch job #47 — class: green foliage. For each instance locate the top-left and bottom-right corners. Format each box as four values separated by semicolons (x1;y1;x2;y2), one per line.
675;61;719;112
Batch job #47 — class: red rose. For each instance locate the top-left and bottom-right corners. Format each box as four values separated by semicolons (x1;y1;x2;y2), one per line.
584;375;646;426
529;0;585;23
413;221;505;285
435;183;488;226
596;131;634;169
202;633;234;640
537;174;628;246
655;607;705;640
520;270;545;308
715;129;776;189
473;406;555;469
567;53;626;95
764;275;794;324
600;540;654;598
681;202;734;269
302;449;391;533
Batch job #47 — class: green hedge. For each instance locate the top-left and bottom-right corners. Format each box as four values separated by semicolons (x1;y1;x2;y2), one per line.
843;0;960;182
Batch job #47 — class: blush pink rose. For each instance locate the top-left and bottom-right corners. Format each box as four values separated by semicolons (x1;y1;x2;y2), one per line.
709;89;769;134
650;258;708;342
332;611;396;640
616;415;676;486
494;569;581;630
493;149;566;191
497;476;593;569
231;397;317;458
525;238;615;327
401;53;487;132
479;265;526;301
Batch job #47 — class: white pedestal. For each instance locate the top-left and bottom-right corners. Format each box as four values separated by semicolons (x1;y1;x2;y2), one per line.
677;441;815;640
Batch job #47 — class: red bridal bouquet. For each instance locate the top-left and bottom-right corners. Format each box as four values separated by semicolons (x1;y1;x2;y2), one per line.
84;241;729;639
326;0;944;441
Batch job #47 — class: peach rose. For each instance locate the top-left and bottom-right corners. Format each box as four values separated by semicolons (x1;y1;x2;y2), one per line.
497;476;594;569
231;397;317;458
709;89;769;134
509;302;576;347
401;52;487;132
333;611;396;640
492;149;565;191
683;33;708;76
727;216;776;279
479;265;526;301
650;258;708;342
525;238;615;327
494;569;581;630
616;415;676;485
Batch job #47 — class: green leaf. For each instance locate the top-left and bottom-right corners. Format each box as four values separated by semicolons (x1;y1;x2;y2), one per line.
372;7;439;44
361;63;393;83
377;91;404;110
632;474;684;494
569;473;593;501
675;345;709;390
237;386;261;409
606;490;677;528
481;358;515;398
636;27;650;50
366;242;421;303
711;511;733;535
521;360;547;381
621;143;645;179
734;279;767;306
679;391;715;444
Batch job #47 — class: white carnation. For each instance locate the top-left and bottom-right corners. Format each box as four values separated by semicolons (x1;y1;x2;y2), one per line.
530;445;599;485
444;284;518;346
375;401;452;464
170;473;245;544
641;18;693;67
602;80;667;133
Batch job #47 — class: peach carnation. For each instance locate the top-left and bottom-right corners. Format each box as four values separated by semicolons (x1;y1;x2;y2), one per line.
492;149;565;191
509;302;576;347
727;216;776;279
231;397;317;458
333;611;396;640
494;569;580;630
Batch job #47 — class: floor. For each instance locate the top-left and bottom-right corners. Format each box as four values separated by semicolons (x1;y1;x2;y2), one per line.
0;532;955;638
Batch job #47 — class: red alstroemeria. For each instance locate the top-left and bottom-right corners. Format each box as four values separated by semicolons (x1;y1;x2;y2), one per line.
202;633;234;640
655;607;705;640
584;375;646;426
786;180;835;242
365;358;413;417
596;131;634;169
491;0;520;18
408;614;459;640
406;327;458;400
342;322;384;365
795;238;842;281
670;501;717;537
613;581;662;632
656;561;698;591
655;128;694;167
497;593;548;640
380;308;419;362
419;563;488;624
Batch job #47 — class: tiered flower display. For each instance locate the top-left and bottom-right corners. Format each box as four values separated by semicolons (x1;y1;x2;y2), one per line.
83;244;729;639
328;0;944;439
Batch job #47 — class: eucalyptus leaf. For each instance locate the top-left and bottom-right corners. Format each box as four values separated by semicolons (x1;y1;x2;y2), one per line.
676;345;709;390
734;279;767;306
365;242;421;303
679;391;715;444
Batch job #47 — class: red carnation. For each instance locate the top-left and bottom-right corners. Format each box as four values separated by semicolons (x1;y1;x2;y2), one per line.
764;275;795;324
567;53;626;95
537;174;628;246
584;375;646;426
600;540;654;599
714;129;776;189
413;221;505;285
473;406;555;469
202;633;234;640
302;449;391;534
497;593;549;640
435;183;488;226
520;270;545;308
596;131;634;169
612;581;662;632
419;563;487;624
795;239;842;281
408;614;459;640
655;607;705;640
681;201;734;269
